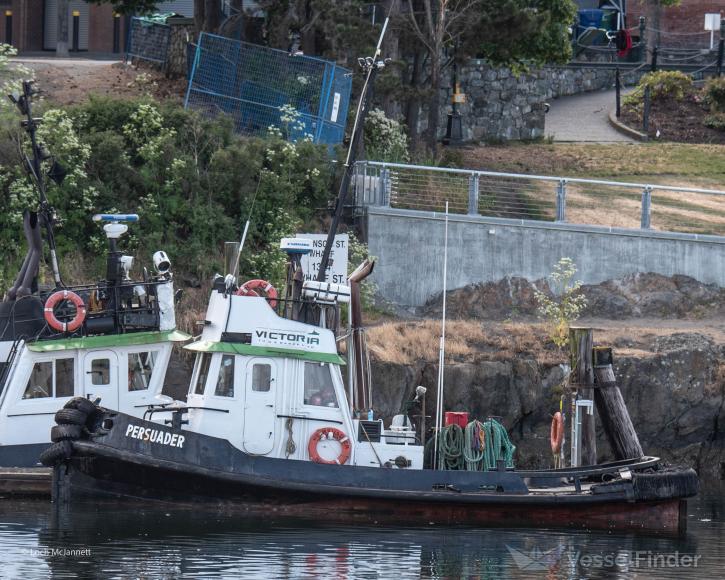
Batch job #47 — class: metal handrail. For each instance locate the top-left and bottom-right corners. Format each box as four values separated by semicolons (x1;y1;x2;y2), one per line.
358;160;725;197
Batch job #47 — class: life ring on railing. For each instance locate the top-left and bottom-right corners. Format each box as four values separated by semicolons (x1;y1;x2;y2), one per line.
236;279;278;309
308;427;351;465
44;290;87;333
550;411;564;455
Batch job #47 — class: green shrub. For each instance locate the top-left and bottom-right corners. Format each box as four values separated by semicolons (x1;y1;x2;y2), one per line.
704;78;725;112
623;71;693;108
0;97;335;294
704;112;725;131
364;108;410;162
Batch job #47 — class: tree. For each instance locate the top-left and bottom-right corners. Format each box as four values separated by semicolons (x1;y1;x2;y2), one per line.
404;0;483;152
57;0;70;57
86;0;160;13
403;0;576;153
642;0;681;57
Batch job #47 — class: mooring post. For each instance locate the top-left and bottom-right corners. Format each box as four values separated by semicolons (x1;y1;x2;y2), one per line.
569;327;597;466
650;46;658;72
717;38;724;78
467;173;479;216
555;179;567;222
592;347;644;460
640;186;652;229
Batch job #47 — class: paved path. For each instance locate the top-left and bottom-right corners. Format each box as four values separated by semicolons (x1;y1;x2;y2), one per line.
545;89;634;143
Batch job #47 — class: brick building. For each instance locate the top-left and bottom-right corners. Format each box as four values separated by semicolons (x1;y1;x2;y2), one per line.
0;0;194;53
627;0;724;34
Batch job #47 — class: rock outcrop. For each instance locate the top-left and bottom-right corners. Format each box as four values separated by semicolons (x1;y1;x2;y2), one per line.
422;273;725;321
371;332;725;479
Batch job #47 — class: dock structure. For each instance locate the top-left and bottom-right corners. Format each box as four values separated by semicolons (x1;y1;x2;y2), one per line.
0;467;51;497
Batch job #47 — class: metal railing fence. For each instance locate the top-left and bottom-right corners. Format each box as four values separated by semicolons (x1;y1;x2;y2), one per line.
354;161;725;237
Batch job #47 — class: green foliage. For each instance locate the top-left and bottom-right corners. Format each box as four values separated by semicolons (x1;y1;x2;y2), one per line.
533;257;588;348
363;108;410;163
623;71;693;109
347;232;377;310
466;0;578;69
704;112;725;131
704;78;725;113
0;96;334;295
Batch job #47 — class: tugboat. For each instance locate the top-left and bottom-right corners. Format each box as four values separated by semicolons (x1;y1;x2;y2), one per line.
44;28;697;532
0;82;189;467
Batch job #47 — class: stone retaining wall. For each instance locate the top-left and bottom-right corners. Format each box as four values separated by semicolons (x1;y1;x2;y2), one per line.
433;60;643;141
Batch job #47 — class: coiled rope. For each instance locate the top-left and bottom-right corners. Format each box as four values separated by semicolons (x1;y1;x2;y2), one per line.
437;419;516;471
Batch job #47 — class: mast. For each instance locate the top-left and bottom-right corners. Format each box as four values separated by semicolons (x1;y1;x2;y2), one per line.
10;80;65;288
433;202;449;469
315;17;390;282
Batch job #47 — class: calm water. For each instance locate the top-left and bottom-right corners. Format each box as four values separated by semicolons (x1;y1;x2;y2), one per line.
0;482;723;579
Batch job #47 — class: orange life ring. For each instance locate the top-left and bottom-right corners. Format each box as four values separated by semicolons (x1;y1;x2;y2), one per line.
44;290;87;333
308;427;351;465
236;279;278;309
550;411;564;455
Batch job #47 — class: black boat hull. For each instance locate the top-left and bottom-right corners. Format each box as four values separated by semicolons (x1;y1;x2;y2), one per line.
50;409;698;533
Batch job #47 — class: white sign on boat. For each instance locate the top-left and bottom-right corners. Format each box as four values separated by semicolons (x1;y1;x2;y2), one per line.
252;328;324;351
297;234;349;285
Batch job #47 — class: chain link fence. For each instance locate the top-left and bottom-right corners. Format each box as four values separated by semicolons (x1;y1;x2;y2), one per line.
185;33;352;146
126;17;171;65
354;161;725;237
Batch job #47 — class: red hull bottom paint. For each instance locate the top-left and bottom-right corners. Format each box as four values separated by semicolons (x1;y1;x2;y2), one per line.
233;497;687;533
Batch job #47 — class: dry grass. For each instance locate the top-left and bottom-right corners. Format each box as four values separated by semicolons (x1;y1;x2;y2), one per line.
365;318;725;366
366;319;566;366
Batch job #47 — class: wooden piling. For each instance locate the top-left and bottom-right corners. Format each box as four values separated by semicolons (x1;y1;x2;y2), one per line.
593;347;644;460
569;327;597;466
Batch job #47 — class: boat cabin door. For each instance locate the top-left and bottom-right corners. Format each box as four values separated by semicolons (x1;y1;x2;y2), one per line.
242;358;277;455
83;351;119;409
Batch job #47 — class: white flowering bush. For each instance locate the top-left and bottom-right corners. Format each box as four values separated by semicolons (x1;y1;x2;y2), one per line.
363;108;410;163
534;257;588;348
268;103;313;143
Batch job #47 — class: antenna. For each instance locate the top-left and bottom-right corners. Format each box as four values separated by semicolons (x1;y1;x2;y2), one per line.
433;202;449;469
315;14;391;282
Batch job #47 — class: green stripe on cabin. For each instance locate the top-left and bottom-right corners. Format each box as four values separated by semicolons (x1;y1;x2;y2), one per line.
28;330;191;352
185;340;346;365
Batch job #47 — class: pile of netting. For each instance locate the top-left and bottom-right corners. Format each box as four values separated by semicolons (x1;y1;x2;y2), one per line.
436;419;516;471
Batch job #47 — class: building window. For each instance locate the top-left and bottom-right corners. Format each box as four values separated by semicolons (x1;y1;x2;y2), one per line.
22;358;75;399
303;362;337;408
194;353;212;395
251;363;272;392
214;355;235;397
91;359;110;386
128;351;158;392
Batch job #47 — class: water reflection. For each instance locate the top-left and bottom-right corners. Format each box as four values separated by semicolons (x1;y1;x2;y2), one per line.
0;483;722;579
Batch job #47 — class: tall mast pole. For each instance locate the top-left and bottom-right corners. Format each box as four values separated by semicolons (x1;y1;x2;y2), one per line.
315;17;390;282
433;202;449;469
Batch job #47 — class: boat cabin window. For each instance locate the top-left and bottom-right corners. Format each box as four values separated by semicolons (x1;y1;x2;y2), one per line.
303;362;338;408
194;353;212;395
128;351;158;392
90;358;111;386
214;355;235;397
22;358;75;399
251;363;272;392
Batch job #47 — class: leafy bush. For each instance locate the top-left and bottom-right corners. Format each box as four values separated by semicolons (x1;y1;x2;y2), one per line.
704;77;725;113
704;112;725;131
533;257;588;348
623;71;693;109
0;97;335;294
364;108;410;162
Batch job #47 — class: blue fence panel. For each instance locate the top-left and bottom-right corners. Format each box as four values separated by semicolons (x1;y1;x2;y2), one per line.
185;33;352;146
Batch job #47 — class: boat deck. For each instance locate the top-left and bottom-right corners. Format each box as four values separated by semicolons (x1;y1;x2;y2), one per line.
0;467;51;498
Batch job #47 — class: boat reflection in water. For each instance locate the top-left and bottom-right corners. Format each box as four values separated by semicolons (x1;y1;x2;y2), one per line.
2;491;721;580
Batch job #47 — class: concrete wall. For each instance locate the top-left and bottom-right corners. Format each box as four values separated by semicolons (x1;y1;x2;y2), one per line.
365;207;725;308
